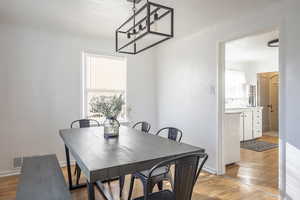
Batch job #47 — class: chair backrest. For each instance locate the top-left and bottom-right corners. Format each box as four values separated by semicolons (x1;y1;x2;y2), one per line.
144;152;208;200
156;127;183;142
70;119;100;128
132;121;151;133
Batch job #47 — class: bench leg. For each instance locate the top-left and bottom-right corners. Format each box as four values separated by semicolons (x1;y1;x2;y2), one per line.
87;181;95;200
65;145;73;190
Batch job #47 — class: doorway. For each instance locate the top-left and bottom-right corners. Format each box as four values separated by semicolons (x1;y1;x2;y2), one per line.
258;72;279;136
220;30;280;196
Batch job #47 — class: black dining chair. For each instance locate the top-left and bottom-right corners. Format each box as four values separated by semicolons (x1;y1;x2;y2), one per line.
119;121;152;197
127;127;183;200
132;152;208;200
70;119;100;185
132;121;151;133
156;127;183;142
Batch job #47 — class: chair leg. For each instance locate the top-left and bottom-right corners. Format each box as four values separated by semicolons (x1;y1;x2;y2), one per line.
157;181;163;191
167;172;174;190
76;165;81;185
142;179;155;200
74;163;77;175
127;175;135;200
119;175;125;197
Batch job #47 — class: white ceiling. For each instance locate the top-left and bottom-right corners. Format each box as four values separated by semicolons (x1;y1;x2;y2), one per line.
226;31;279;66
0;0;281;38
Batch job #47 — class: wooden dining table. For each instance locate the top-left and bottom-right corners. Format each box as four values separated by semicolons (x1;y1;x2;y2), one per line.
59;126;205;200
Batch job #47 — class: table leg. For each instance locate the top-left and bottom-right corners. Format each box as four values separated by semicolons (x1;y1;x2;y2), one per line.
119;175;125;197
174;156;198;199
64;145;87;190
65;145;73;190
87;181;95;200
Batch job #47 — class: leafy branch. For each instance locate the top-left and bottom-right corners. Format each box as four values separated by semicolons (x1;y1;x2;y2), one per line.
89;94;125;119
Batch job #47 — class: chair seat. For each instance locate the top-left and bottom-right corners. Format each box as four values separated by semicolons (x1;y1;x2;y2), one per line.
137;166;169;178
133;190;175;200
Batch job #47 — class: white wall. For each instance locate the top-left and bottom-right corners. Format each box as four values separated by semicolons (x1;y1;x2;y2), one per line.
282;0;300;198
156;0;300;198
0;24;157;175
227;61;278;86
156;3;283;172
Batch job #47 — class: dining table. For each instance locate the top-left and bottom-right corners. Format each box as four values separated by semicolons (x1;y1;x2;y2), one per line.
59;126;205;200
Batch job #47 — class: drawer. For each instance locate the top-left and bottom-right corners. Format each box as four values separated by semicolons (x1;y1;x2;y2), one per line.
255;114;262;118
255;126;262;132
254;120;262;125
253;129;262;138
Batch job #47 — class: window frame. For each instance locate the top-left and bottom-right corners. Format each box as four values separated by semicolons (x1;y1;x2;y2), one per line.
81;52;127;122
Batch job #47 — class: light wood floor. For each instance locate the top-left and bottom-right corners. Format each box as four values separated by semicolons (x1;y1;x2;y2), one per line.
0;136;279;200
226;135;279;197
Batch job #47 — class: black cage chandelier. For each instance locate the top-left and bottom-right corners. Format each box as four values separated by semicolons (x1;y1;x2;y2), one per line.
116;0;174;55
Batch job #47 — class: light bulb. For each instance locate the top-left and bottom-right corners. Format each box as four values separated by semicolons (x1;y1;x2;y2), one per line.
139;24;143;31
154;12;159;21
153;18;158;32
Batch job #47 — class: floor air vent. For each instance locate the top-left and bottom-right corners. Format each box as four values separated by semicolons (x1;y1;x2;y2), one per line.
13;157;23;168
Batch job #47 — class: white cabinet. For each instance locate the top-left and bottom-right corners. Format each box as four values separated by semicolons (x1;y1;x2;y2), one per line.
243;111;253;141
253;107;263;138
227;107;263;142
224;107;263;165
224;113;242;165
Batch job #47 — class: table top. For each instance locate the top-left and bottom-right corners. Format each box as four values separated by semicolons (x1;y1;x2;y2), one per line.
59;126;204;182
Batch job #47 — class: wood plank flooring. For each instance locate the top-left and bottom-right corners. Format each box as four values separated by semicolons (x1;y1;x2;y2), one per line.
0;136;279;200
226;135;279;196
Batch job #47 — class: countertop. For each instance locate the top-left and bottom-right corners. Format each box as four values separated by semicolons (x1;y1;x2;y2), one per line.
225;106;263;114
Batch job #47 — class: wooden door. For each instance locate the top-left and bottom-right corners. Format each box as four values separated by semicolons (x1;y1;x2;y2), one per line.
269;74;279;131
257;73;270;132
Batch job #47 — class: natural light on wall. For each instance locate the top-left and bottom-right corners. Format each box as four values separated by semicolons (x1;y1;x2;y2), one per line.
83;53;127;122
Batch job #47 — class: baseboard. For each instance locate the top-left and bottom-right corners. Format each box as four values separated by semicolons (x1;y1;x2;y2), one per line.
0;160;75;178
59;160;76;168
203;166;217;174
0;169;20;178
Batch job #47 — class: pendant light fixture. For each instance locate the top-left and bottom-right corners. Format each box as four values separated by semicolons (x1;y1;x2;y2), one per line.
267;38;279;47
116;0;174;55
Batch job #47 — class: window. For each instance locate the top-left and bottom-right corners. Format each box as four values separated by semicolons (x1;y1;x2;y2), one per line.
82;53;127;122
225;70;247;107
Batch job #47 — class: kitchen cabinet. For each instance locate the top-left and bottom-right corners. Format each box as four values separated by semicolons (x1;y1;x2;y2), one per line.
224;107;263;165
243;111;253;141
224;112;242;165
226;107;263;142
253;107;263;138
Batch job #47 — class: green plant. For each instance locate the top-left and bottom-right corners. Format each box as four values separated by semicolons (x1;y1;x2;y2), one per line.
89;94;125;119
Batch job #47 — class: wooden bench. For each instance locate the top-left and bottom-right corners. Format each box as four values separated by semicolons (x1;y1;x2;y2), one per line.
16;154;72;200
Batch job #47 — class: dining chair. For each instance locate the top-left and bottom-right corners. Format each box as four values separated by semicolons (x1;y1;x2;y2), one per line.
156;127;183;142
127;127;183;200
70;119;100;185
132;152;208;200
119;121;152;197
132;121;151;133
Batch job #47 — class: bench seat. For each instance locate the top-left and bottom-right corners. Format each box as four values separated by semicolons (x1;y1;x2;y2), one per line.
16;154;72;200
